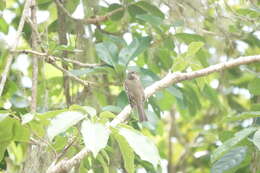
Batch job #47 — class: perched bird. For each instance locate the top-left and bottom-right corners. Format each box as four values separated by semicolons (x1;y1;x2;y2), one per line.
124;71;148;122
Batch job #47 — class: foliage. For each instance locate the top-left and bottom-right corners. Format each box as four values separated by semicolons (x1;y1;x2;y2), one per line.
0;0;260;172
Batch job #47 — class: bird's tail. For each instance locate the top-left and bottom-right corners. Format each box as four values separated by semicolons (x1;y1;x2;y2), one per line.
137;104;148;122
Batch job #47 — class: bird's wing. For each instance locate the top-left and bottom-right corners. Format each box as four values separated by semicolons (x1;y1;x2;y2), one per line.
124;80;136;108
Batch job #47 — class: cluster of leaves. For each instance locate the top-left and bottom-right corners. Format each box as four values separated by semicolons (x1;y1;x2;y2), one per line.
0;105;161;173
0;0;260;172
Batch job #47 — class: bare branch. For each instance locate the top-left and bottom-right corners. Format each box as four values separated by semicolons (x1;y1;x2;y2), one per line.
13;49;103;68
58;57;105;68
47;54;260;173
47;148;90;173
0;0;31;96
50;62;95;87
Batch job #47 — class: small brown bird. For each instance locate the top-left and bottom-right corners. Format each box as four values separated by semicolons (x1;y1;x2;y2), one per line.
124;71;148;122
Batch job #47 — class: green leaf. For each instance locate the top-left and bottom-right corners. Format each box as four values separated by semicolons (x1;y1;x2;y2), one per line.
64;0;79;13
102;106;122;113
224;111;260;122
118;36;151;66
70;105;96;117
211;127;257;163
96;41;118;66
99;111;116;119
53;136;67;151
203;84;220;105
38;0;52;5
128;4;147;18
211;146;249;173
248;78;260;95
118;127;160;167
0;0;6;10
47;111;85;141
174;33;205;44
13;121;30;142
37;109;68;121
236;8;260;18
0;142;9;161
136;14;163;27
253;129;260;151
155;90;175;110
186;42;204;57
108;3;124;21
97;154;109;173
135;1;164;19
0;18;9;34
81;120;110;157
113;132;135;173
0;117;15;142
7;142;24;164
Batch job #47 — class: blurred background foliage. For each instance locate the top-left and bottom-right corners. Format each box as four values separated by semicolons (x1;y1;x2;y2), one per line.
0;0;260;172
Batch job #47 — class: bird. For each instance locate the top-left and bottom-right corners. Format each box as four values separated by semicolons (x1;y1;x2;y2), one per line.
124;71;148;122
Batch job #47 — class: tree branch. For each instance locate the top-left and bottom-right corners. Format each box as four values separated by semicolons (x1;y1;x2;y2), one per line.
12;49;97;87
56;1;72;106
30;0;38;113
0;0;31;96
111;55;260;126
13;49;104;68
47;54;260;173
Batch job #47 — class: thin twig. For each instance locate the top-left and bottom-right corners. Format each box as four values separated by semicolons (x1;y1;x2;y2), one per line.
58;57;104;68
13;49;103;68
51;62;95;87
0;0;31;96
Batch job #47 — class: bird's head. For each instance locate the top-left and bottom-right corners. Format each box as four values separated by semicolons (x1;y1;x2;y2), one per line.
127;71;139;80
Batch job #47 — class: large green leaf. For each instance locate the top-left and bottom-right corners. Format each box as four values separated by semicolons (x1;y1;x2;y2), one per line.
236;8;260;18
113;132;135;173
211;127;257;163
96;41;118;66
118;127;160;168
203;84;220;105
253;129;260;151
0;117;15;142
128;4;147;18
64;0;79;13
118;36;151;66
0;0;6;10
0;18;9;34
174;33;205;44
81;120;110;157
211;146;250;173
97;154;109;173
135;1;164;19
248;78;260;95
0;142;9;161
136;14;163;27
186;41;204;57
47;111;85;141
108;3;124;21
13;121;30;142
